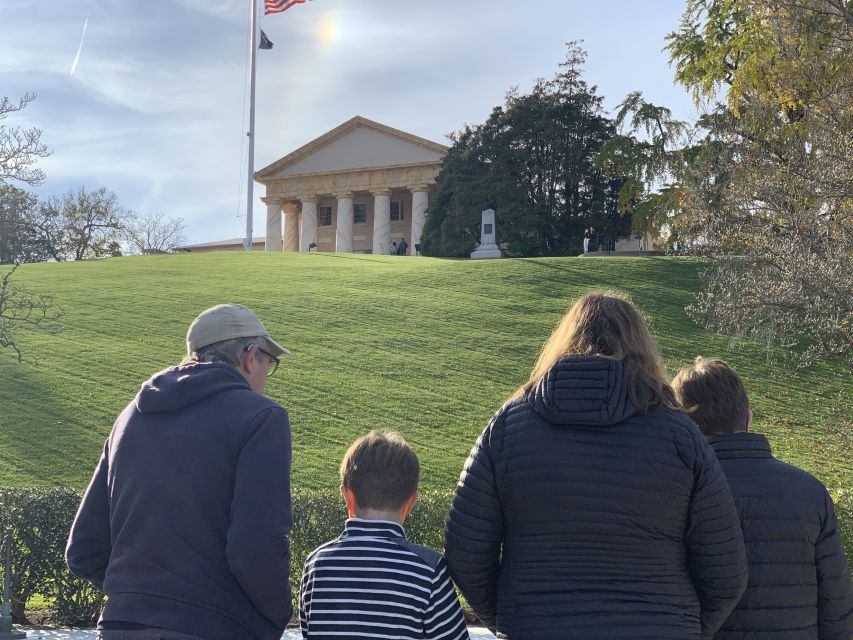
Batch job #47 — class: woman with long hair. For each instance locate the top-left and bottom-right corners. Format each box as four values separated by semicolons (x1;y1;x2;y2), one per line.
445;292;748;639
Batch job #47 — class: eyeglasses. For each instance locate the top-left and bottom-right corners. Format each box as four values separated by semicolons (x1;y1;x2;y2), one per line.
257;347;280;377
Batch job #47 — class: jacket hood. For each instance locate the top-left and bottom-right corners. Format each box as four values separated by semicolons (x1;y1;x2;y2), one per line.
528;355;641;426
134;361;251;414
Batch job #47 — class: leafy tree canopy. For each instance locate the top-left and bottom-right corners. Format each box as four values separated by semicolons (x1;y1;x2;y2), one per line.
666;0;853;367
422;43;631;257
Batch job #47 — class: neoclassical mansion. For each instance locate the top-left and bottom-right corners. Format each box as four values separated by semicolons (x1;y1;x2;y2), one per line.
255;116;447;256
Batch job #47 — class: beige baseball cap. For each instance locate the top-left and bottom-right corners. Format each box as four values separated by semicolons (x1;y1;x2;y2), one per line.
186;303;291;357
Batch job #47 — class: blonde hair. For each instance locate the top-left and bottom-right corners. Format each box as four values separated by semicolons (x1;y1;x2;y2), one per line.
512;291;679;412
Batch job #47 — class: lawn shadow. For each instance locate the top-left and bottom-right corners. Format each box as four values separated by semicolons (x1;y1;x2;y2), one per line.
0;357;101;489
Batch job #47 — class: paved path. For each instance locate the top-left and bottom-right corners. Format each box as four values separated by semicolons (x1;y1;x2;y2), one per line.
18;628;497;639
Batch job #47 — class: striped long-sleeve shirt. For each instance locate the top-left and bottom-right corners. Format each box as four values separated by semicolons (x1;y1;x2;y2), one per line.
299;518;469;640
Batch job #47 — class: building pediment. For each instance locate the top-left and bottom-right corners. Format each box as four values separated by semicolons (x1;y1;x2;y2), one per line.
255;116;447;181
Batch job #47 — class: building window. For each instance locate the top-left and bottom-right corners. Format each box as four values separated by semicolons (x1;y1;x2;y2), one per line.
390;200;404;221
318;206;332;226
354;203;367;224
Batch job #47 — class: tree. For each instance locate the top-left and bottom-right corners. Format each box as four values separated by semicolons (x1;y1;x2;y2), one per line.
666;0;853;368
1;263;61;362
121;212;187;254
0;92;50;186
38;186;126;261
422;43;629;257
593;91;692;247
0;184;50;264
0;92;59;361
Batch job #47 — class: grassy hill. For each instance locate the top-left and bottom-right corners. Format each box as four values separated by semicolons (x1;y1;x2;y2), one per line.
0;253;850;501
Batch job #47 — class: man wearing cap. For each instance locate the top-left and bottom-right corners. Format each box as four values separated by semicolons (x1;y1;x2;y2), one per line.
66;304;294;640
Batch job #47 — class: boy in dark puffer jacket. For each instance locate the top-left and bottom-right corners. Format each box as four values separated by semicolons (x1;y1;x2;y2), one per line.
673;357;853;639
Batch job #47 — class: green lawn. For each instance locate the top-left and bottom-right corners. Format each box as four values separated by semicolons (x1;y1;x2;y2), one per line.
1;253;850;499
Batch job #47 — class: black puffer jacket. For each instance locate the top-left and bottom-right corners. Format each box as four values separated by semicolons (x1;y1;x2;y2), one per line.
445;356;748;639
709;432;853;639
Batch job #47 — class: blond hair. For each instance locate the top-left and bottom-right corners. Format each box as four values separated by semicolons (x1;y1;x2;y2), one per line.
512;291;679;412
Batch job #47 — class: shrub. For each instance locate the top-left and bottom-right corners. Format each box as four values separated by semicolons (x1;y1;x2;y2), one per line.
289;489;348;595
0;487;455;625
0;487;100;625
3;486;850;627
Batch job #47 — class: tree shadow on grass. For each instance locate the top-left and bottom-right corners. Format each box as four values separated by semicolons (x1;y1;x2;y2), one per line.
0;358;102;489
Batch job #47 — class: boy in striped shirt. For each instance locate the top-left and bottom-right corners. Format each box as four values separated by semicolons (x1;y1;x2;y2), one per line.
299;430;470;640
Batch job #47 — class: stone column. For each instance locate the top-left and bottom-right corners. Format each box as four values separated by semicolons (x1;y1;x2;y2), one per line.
300;196;318;252
335;192;354;253
372;189;391;255
283;202;300;252
410;185;429;256
264;202;282;251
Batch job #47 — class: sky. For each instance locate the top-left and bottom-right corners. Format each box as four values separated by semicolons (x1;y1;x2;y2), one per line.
1;0;697;245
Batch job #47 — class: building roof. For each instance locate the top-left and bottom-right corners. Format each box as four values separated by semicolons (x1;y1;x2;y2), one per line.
175;237;264;251
255;115;447;182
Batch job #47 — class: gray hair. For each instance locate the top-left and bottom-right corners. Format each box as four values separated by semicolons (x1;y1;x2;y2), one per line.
182;335;270;367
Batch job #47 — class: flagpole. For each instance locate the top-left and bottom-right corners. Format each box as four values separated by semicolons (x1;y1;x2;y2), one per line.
244;0;258;251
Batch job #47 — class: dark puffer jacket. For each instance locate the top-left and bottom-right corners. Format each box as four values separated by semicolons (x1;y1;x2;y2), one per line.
445;356;748;639
709;432;853;639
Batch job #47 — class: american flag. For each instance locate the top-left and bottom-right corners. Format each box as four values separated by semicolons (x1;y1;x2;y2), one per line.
264;0;306;14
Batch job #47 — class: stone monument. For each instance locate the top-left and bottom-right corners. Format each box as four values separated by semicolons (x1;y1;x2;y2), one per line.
470;209;502;259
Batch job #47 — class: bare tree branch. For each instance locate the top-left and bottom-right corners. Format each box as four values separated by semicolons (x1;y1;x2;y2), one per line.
0;263;62;362
121;212;187;254
0;93;51;186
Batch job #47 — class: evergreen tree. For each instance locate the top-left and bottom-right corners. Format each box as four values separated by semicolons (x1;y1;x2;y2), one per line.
422;43;630;257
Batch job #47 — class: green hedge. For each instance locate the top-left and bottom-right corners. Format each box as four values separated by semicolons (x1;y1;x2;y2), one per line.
0;488;452;626
0;487;100;626
2;487;851;627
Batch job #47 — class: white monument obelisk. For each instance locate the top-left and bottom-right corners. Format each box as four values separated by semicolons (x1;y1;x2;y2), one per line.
470;209;502;259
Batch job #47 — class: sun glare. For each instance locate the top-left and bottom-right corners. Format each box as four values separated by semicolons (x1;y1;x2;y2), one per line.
316;11;340;46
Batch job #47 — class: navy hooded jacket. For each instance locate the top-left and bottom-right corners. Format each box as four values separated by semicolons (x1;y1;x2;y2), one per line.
66;362;293;640
445;355;748;639
709;432;853;639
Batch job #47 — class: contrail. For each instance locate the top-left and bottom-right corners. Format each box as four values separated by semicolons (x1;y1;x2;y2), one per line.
70;14;90;76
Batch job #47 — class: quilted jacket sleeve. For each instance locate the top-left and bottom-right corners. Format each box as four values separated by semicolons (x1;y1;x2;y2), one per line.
685;427;749;639
815;489;853;639
444;416;503;632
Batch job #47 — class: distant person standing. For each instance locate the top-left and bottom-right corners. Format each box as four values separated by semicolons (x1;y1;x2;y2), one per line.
398;237;409;256
66;304;294;640
583;228;590;253
587;227;599;252
390;241;398;255
673;358;853;640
